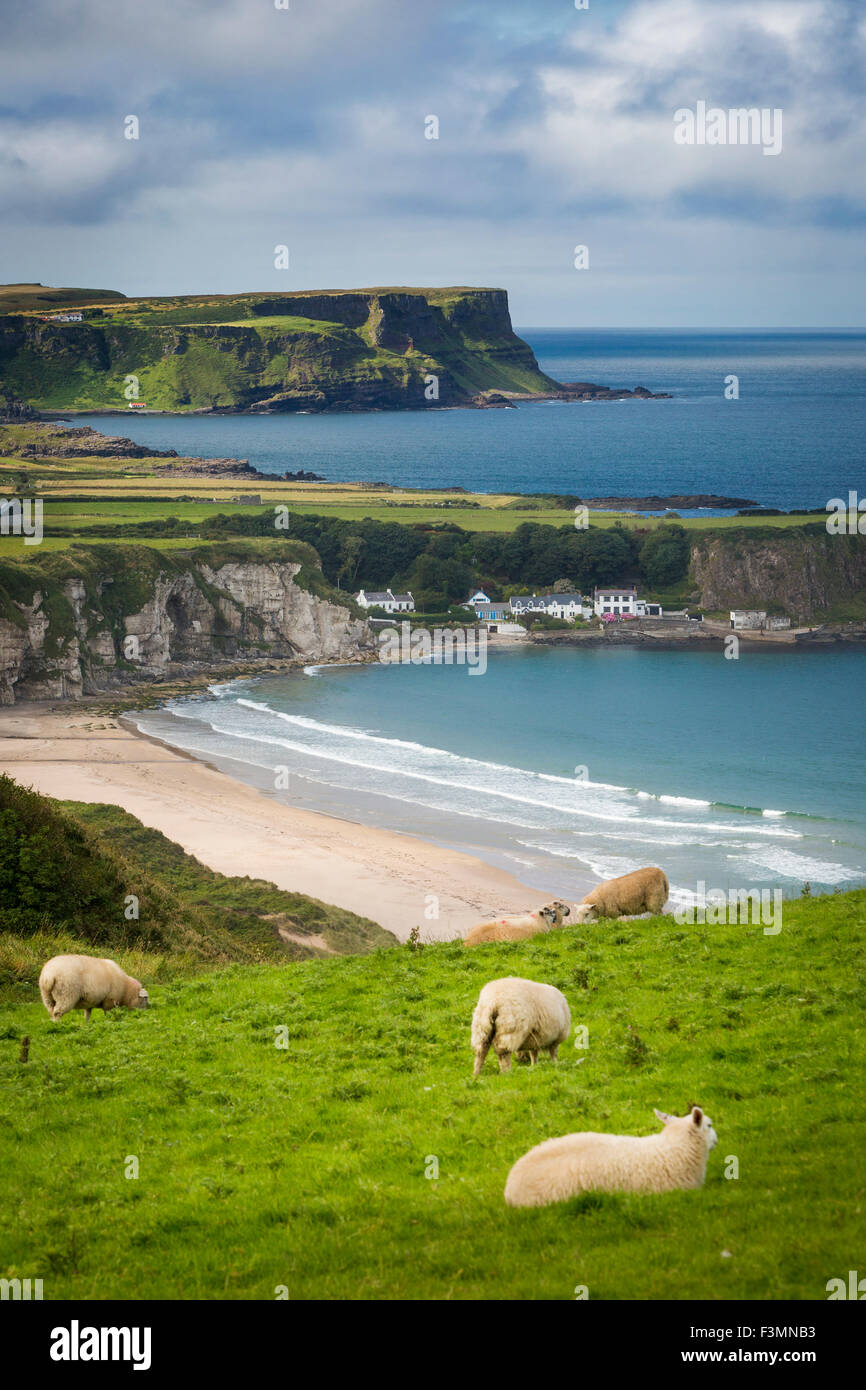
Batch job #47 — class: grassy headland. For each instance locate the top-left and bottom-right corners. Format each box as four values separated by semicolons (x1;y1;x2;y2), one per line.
0;285;557;412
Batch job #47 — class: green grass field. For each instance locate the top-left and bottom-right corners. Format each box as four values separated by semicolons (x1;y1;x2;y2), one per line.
1;889;863;1300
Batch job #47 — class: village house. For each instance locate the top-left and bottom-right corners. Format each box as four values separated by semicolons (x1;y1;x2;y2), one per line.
472;601;512;621
465;589;491;607
355;588;415;613
49;312;83;323
510;592;593;621
593;586;639;617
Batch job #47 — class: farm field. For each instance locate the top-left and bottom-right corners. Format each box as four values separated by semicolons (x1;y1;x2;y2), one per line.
1;888;863;1301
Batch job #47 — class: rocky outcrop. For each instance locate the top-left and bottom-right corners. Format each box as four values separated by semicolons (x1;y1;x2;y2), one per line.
15;424;178;459
0;546;374;704
690;528;866;620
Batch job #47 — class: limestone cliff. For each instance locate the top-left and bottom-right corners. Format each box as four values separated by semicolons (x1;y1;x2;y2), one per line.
0;542;373;704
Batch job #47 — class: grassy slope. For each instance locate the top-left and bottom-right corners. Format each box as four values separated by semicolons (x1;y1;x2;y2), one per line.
0;780;393;989
0;889;863;1300
66;803;393;958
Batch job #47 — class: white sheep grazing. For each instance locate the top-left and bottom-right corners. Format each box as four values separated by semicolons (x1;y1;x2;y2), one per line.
464;902;563;948
504;1106;718;1206
39;955;149;1023
571;866;669;923
472;977;571;1075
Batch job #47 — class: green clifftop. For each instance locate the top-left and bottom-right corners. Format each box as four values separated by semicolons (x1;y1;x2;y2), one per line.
0;284;557;412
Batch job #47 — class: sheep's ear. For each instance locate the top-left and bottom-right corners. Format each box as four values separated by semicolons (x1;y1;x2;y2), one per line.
691;1106;703;1126
654;1108;673;1126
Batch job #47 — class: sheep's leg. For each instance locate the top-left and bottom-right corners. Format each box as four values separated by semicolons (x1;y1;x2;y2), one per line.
83;1008;91;1024
528;1050;538;1066
549;1043;560;1062
473;1041;492;1077
497;1050;512;1073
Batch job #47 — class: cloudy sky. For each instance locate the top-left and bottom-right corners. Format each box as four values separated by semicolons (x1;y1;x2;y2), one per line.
1;0;864;325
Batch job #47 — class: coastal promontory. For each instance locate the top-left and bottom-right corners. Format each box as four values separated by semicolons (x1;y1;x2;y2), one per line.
0;283;561;413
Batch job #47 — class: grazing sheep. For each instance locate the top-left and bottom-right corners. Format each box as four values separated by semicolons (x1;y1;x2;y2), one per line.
471;977;571;1075
504;1106;718;1206
39;955;149;1024
464;902;563;948
571;866;669;923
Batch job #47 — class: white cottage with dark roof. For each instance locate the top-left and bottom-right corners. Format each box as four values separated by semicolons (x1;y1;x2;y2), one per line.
355;588;415;613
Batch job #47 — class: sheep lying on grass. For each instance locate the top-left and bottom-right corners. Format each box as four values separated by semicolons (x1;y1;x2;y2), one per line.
471;977;571;1075
464;901;568;948
571;866;669;923
504;1105;718;1206
39;955;149;1023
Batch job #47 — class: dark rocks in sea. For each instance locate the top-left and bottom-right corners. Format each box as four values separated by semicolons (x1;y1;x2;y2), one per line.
282;469;325;481
559;382;672;401
579;493;759;511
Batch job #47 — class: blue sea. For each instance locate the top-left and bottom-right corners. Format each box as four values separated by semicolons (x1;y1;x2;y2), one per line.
132;645;866;910
75;329;866;510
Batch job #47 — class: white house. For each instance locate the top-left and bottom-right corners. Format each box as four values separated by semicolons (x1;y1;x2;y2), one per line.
509;592;593;621
544;592;593;620
594;586;639;617
508;594;538;616
50;312;83;323
355;588;415;613
465;589;491;607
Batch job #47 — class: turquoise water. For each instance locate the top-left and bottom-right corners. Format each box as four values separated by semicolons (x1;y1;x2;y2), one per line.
74;329;866;509
133;645;866;908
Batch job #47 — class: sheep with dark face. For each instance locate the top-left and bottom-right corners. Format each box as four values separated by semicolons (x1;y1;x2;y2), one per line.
39;955;149;1023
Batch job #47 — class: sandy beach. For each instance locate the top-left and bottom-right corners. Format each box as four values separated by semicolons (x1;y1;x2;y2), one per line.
0;704;550;942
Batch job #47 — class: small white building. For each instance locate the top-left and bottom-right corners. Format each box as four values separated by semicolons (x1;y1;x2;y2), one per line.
730;609;766;630
50;312;83;323
355;588;415;613
635;598;663;618
730;610;791;631
594;586;638;618
465;589;491;607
